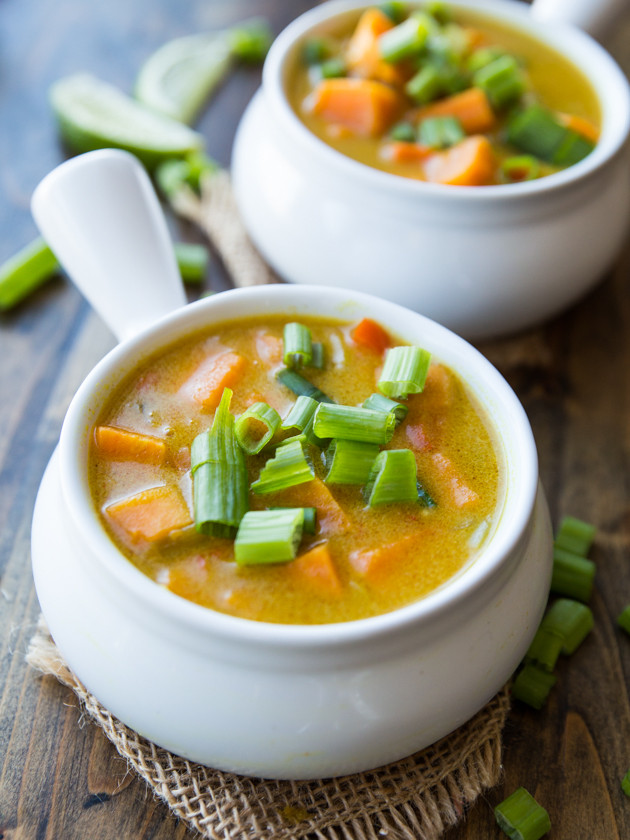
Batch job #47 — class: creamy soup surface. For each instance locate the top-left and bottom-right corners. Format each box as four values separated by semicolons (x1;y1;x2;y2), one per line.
89;315;501;624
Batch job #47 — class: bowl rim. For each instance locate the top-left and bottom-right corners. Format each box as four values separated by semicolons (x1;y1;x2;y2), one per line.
57;284;540;649
262;0;630;201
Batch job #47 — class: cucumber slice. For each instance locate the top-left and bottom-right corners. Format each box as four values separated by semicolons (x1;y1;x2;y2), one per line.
50;73;204;168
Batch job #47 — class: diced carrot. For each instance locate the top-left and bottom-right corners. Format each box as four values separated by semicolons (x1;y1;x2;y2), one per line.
345;8;405;86
424;363;455;412
308;78;403;137
291;543;343;598
430;452;479;508
557;112;600;143
179;351;246;410
380;140;432;166
350;317;392;354
405;422;432;452
349;533;417;583
269;478;350;535
255;332;284;367
166;555;209;600
423;136;496;186
106;485;193;542
93;425;166;466
414;87;496;135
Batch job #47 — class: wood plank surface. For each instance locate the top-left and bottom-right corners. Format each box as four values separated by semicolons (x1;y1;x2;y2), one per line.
1;1;630;838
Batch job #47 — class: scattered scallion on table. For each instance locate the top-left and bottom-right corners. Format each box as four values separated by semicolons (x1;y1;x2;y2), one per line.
554;515;596;556
0;237;60;311
494;787;551;840
550;546;595;602
511;663;556;710
173;241;210;284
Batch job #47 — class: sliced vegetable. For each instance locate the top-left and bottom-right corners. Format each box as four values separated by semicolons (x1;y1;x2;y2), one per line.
281;395;318;433
378;345;431;398
536;598;594;655
291;543;343;598
93;425;167;465
0;237;59;311
524;627;564;673
276;368;333;403
500;155;540;182
430;452;479;508
234;508;304;565
364;449;418;506
179;351;246;410
378;1;407;24
272;506;318;534
418;115;465;149
550;546;595;602
283;322;313;368
316;58;347;80
191;388;248;537
174;242;210;284
106;485;192;542
308;77;402;137
494;787;551;840
508;104;594;166
362;392;408;424
473;54;525;109
390;120;417;142
227;19;273;63
413;87;496;135
350;317;391;354
554;515;596;556
349;532;417;581
405;64;444;105
311;342;325;369
302;37;334;66
622;770;630;799
345;8;402;87
269;477;350;535
251;438;314;494
324;439;379;484
378;14;431;63
423;135;496;186
235;401;281;454
313;403;396;444
511;663;556;710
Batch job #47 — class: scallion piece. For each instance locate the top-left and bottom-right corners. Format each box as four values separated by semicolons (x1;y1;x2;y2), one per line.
466;46;505;74
511;663;556;710
473;54;525;109
276;368;333;403
418;115;465;149
378;15;431;63
362;393;408;424
417;479;436;508
616;605;630;635
0;237;60;311
507;105;568;163
316;57;347;79
281;394;325;447
234;508;304;565
550;546;595;602
405;65;443;104
271;506;317;534
310;341;325;369
500;155;541;183
538;598;594;655
313;403;396;444
174;242;210;284
390;120;417;142
622;770;630;798
364;449;418;507
273;432;308;449
494;787;551;840
378;346;431;398
378;1;407;23
302;37;333;66
283;322;313;369
554;515;596;557
251;438;314;494
552;130;594;166
324;439;379;485
524;627;564;673
235;401;281;454
228;19;273;63
426;1;452;24
191;388;248;537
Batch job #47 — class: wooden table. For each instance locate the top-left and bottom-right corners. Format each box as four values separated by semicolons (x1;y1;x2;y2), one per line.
2;1;630;837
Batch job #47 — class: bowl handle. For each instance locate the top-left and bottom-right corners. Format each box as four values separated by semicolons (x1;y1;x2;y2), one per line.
530;0;627;39
31;149;187;343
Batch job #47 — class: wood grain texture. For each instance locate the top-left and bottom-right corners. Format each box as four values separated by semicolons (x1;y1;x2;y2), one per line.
2;0;630;838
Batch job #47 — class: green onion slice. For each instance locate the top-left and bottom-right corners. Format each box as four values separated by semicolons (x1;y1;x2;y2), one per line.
378;14;431;63
617;605;630;635
511;663;556;710
251;438;314;494
524;627;564;673
302;37;334;65
283;322;313;369
272;506;317;534
282;395;318;433
473;54;525;109
501;155;540;183
390;120;417;142
378;346;431;398
234;508;304;565
311;341;325;369
405;65;443;105
235;401;281;454
364;449;418;507
555;515;596;556
418;116;465;149
623;770;630;799
362;392;408;424
174;241;210;284
324;439;379;485
313;403;395;444
417;479;437;508
494;787;551;840
551;546;595;602
540;598;594;655
506;104;593;166
228;19;273;63
0;237;60;311
191;387;248;537
276;368;333;403
378;1;407;24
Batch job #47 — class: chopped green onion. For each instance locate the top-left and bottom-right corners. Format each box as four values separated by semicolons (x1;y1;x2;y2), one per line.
0;237;60;311
234;509;304;565
174;242;210;284
274;432;308;449
251;438;314;494
511;663;556;710
538;598;594;655
155;152;218;199
228;19;273;63
311;341;325;369
302;37;333;66
364;449;418;507
313;403;395;444
405;65;444;104
473;54;525;109
390;120;417;142
235;401;281;454
418;115;465;149
362;392;408;424
185;150;219;188
555;515;596;556
378;1;407;23
417;479;436;508
276;368;333;403
466;46;505;74
622;770;630;798
617;605;630;635
507;105;588;165
191;388;248;537
272;506;317;534
426;1;452;25
378;346;431;398
283;322;313;368
552;130;594;166
324;439;379;485
551;546;595;602
314;58;347;79
500;155;541;183
281;394;325;447
494;787;551;840
378;15;431;63
524;627;564;673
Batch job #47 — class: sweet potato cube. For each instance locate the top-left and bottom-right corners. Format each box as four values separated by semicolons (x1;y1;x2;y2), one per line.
106;485;192;542
93;425;166;466
309;78;403;137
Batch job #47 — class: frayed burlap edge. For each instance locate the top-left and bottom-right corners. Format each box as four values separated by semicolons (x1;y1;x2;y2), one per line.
27;617;509;840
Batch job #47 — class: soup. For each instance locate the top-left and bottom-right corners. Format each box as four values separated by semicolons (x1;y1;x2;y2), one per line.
89;315;500;624
287;2;600;185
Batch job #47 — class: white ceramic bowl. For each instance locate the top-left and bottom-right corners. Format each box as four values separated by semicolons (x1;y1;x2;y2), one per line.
31;151;552;779
232;0;630;340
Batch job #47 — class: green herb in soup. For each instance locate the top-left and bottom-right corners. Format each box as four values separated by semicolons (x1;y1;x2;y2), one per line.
287;3;600;185
89;315;500;624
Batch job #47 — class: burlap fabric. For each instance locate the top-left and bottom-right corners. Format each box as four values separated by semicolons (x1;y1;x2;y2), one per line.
26;171;512;840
